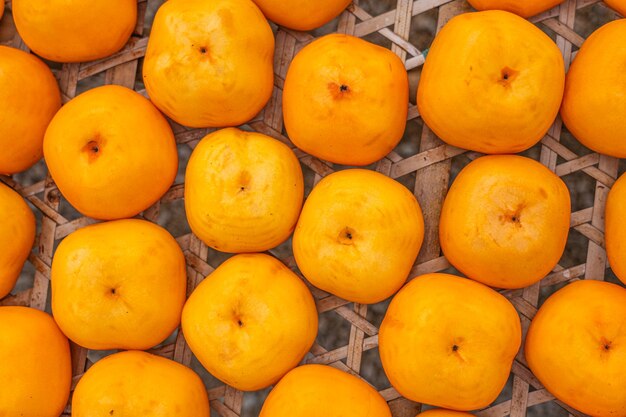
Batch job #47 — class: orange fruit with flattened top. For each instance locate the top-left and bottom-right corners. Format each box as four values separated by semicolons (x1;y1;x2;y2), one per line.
13;0;136;62
182;254;317;391
440;155;570;289
561;19;626;157
606;172;626;284
43;85;177;220
259;364;392;417
0;46;61;174
293;169;424;304
251;0;351;30
468;0;564;17
51;219;187;350
418;411;475;417
525;280;626;417
185;128;303;253
72;351;211;417
0;306;71;417
0;183;35;299
418;10;564;154
283;34;409;166
379;273;521;410
143;0;274;128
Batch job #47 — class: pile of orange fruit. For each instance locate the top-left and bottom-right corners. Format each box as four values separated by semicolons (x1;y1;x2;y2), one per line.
1;0;626;416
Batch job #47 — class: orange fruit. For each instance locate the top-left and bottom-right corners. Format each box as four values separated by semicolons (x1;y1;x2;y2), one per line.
467;0;564;17
525;280;626;417
13;0;136;62
293;169;424;304
0;306;71;417
605;0;626;15
379;273;521;410
417;10;564;154
51;219;186;350
72;351;210;417
251;0;351;30
440;155;570;289
606;173;626;284
0;2;3;20
43;85;177;220
143;0;274;128
0;46;61;174
0;183;35;299
185;128;303;253
182;254;317;391
418;411;474;417
561;20;626;157
259;364;391;417
283;34;408;166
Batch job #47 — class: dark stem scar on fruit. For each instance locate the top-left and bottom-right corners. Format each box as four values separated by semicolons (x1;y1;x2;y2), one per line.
499;66;519;85
338;227;356;245
82;134;103;163
328;82;351;99
452;344;459;352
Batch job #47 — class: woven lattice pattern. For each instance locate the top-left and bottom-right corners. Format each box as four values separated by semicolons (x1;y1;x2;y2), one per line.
1;0;623;416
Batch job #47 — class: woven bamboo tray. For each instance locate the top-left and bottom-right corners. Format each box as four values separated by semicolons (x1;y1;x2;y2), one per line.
1;0;623;416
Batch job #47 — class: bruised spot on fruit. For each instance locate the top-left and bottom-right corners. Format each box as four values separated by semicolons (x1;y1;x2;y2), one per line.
338;227;356;245
539;188;548;199
109;410;114;415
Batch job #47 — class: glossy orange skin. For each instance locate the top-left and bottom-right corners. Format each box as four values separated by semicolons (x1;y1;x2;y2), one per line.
182;254;318;391
0;183;35;299
605;0;626;15
526;280;626;417
0;306;71;417
379;274;521;410
43;85;178;220
185;128;304;253
51;219;187;350
440;156;570;289
468;0;564;17
418;411;475;417
259;364;392;417
13;0;136;62
606;173;626;284
293;169;424;304
252;0;351;30
283;34;409;166
0;46;61;174
418;10;564;154
561;19;626;157
144;0;274;128
72;351;211;417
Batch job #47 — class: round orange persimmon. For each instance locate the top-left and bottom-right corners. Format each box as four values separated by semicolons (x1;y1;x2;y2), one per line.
440;155;570;289
13;0;136;62
43;85;177;220
418;411;475;417
251;0;351;30
51;219;187;350
467;0;564;17
605;0;626;15
144;0;274;128
606;172;626;284
418;10;564;154
526;280;626;417
182;254;317;391
259;364;391;417
185;128;303;253
0;183;35;299
72;351;210;417
561;20;626;157
379;273;521;410
293;169;424;304
0;306;71;417
283;34;408;166
0;46;61;174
